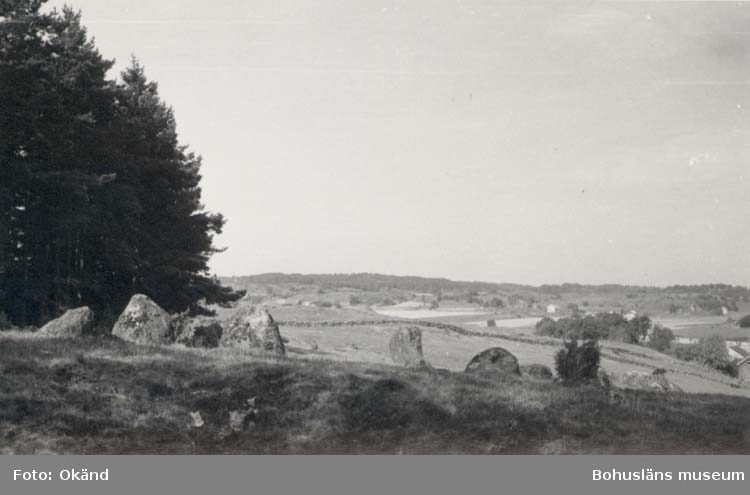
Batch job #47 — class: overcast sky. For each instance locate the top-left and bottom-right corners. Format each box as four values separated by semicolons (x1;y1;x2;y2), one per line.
45;0;750;286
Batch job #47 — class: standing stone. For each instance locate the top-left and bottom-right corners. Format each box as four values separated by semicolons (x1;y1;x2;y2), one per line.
389;326;429;368
171;315;223;348
222;306;286;356
112;294;171;345
37;307;95;338
464;347;521;376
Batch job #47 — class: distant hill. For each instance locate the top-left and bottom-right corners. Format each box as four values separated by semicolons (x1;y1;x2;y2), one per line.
221;273;750;315
222;272;516;293
221;273;745;296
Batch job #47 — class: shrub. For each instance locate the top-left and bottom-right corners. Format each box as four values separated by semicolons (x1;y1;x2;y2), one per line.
671;334;732;375
697;334;731;371
429;300;439;309
535;317;558;337
483;297;505;310
738;315;750;328
349;296;361;306
555;338;600;383
694;294;724;315
486;319;496;328
648;325;674;352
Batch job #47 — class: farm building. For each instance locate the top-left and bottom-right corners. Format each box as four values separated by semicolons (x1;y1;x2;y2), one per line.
546;304;558;314
737;357;750;382
624;310;638;321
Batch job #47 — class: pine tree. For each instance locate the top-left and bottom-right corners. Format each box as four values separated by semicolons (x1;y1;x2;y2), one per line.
1;1;241;325
1;1;119;323
111;59;241;314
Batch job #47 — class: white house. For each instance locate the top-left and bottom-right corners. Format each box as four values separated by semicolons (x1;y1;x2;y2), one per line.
546;304;558;314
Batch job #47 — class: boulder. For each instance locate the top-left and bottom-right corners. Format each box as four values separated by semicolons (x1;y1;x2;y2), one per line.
521;363;554;380
221;306;286;355
389;326;429;368
464;347;521;377
171;315;223;348
112;294;171;345
620;370;682;392
37;307;95;338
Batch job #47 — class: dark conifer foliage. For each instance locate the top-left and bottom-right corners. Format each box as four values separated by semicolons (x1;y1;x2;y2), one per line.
1;1;242;325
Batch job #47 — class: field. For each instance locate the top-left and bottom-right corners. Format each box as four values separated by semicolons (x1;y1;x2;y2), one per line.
2;331;750;454
3;274;750;454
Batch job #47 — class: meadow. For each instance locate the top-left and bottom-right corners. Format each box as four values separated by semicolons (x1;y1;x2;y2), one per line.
2;330;750;454
3;275;750;454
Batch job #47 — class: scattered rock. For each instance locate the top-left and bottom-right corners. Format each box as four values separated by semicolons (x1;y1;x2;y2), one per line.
222;306;286;355
620;370;682;392
228;410;249;432
228;401;259;433
112;294;171;345
389;326;429;368
37;307;95;338
188;411;205;429
170;315;223;348
464;347;521;377
521;364;554;380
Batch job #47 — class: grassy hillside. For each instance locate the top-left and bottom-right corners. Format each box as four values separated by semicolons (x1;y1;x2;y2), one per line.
2;331;750;454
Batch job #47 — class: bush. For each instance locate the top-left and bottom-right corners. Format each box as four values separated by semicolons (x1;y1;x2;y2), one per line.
738;315;750;328
483;297;505;310
535;317;558;337
555;338;600;383
349;296;361;306
429;300;439;309
694;294;724;315
535;312;650;343
487;319;496;328
671;334;732;375
698;334;731;371
648;325;674;352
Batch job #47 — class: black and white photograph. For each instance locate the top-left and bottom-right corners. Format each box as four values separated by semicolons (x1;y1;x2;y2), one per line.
2;0;750;455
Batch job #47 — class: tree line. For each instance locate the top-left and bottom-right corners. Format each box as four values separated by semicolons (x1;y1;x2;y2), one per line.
0;1;242;326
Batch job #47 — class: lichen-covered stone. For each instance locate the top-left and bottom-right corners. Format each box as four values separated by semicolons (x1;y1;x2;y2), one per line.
38;307;95;338
389;326;429;368
171;315;223;348
112;294;171;345
620;370;682;392
221;306;286;356
464;347;521;376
